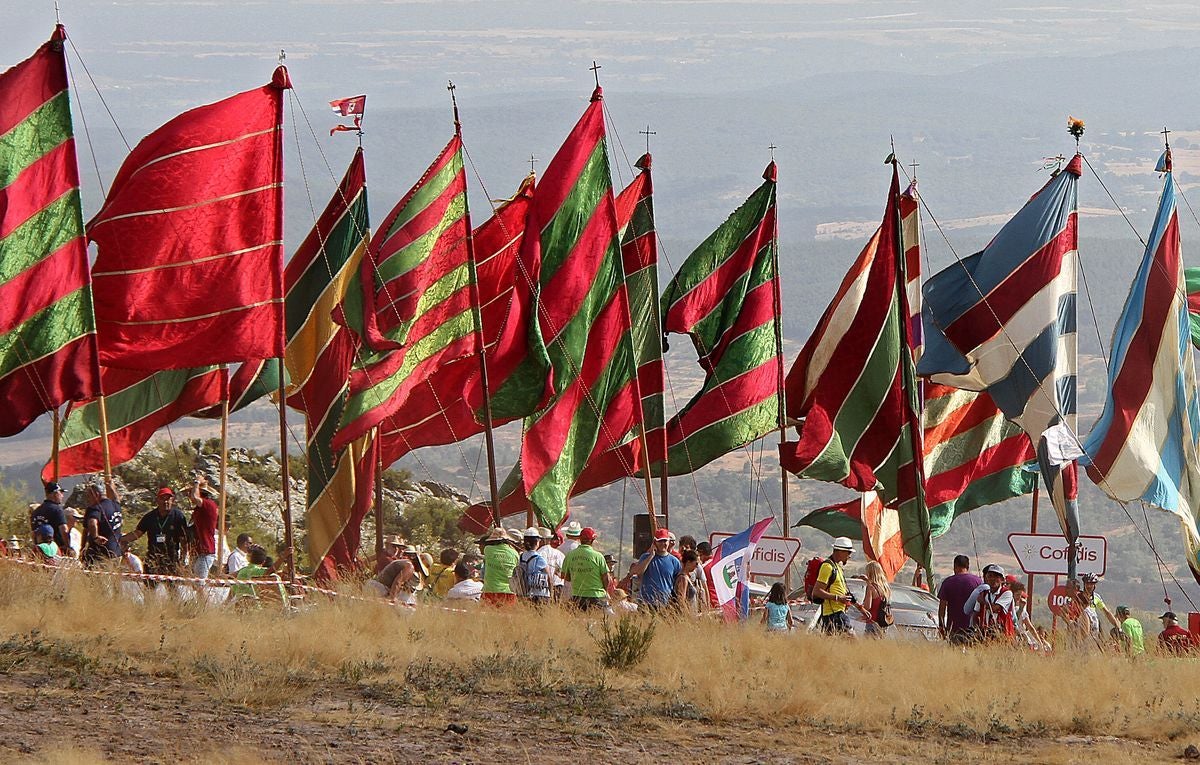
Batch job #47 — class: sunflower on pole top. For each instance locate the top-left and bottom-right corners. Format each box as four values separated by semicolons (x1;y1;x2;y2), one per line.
1068;115;1085;150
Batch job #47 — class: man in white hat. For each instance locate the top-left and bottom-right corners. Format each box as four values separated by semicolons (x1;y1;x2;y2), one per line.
965;564;1015;640
535;526;563;602
561;521;583;555
518;528;552;604
810;537;855;634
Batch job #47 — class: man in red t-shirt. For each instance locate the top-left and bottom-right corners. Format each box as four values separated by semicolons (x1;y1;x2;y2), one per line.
189;475;220;579
1158;612;1196;654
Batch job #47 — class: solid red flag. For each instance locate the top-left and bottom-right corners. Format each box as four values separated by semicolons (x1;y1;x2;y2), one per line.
87;67;291;370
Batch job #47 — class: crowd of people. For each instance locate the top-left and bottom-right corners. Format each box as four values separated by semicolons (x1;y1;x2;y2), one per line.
6;477;289;605
6;479;1200;656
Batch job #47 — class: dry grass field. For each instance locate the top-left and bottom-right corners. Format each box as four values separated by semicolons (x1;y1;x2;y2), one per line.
0;563;1196;764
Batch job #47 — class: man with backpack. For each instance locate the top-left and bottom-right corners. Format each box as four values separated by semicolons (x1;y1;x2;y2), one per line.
516;528;552;605
809;537;856;634
965;564;1015;641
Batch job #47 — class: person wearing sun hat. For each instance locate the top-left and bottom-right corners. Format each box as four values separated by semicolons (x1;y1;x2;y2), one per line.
480;526;520;607
536;526;564;601
561;521;583;555
811;537;855;634
561;527;611;612
517;527;552;604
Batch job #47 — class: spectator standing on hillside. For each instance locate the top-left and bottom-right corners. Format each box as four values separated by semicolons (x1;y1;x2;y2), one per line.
121;487;189;580
538;528;565;601
82;479;123;566
1116;605;1145;657
630;528;682;611
811;537;855;634
561;522;582;555
860;561;892;637
561;527;611;612
30;482;72;558
188;476;219;579
937;554;982;644
480;527;520;607
65;508;84;560
225;533;253;575
965;564;1015;640
1157;612;1196;654
1080;573;1120;639
673;550;702;615
761;582;793;632
518;528;552;605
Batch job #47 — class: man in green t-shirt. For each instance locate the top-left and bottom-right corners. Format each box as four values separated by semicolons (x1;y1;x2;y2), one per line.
561;527;611;612
481;527;520;607
811;537;855;634
1116;605;1145;657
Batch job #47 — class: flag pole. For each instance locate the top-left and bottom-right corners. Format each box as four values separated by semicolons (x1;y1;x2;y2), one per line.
375;434;384;561
1028;473;1040;608
273;56;295;584
448;82;503;530
765;154;789;589
97;394;114;485
51;407;61;483
218;365;230;574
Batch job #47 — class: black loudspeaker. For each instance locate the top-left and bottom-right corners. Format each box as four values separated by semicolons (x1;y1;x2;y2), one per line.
633;513;653;559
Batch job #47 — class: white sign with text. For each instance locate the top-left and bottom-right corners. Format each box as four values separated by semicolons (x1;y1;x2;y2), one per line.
709;533;801;578
1007;533;1107;576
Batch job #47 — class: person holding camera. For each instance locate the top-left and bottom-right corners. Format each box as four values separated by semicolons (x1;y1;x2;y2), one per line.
810;537;856;634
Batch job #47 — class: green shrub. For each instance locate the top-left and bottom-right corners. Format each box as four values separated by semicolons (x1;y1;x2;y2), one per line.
592;617;655;670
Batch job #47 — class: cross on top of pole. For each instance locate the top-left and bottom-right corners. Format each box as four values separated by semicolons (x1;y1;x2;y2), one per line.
909;160;920;180
529;153;537;174
590;60;602;88
640;125;656;154
768;143;777;161
1162;125;1172;149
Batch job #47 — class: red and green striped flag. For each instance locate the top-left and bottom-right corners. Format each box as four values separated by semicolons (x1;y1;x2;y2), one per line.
1185;267;1200;348
44;366;224;481
657;163;781;476
781;164;930;571
574;153;665;493
503;87;640;528
377;175;542;464
334;136;481;450
0;26;100;436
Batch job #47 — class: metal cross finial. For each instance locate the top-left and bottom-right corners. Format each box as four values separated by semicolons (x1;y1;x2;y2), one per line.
278;49;286;65
639;125;656;154
590;60;602;88
1162;125;1172;149
529;153;537;174
54;0;61;23
909;160;920;181
447;80;461;132
768;143;777;161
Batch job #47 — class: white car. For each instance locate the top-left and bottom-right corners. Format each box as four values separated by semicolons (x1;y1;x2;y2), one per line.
786;580;941;639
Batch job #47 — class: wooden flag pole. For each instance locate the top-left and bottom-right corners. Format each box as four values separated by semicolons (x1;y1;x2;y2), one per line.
375;435;384;563
96;394;114;485
273;54;295;584
218;364;230;574
765;153;790;589
51;407;61;483
449;81;503;530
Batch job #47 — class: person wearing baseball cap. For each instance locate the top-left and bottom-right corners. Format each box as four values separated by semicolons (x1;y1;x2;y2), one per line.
630;527;682;611
121;485;189;582
30;481;72;559
811;537;855;634
966;565;1016;640
561;527;612;612
1158;611;1196;654
1115;605;1145;657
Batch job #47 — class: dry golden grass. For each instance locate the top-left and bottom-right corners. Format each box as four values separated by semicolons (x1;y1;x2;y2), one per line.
1;562;1198;751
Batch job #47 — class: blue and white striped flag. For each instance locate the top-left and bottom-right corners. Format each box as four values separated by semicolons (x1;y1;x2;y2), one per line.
918;155;1081;575
1083;158;1200;583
